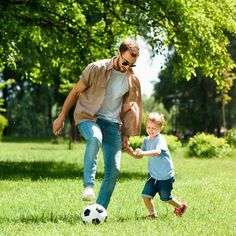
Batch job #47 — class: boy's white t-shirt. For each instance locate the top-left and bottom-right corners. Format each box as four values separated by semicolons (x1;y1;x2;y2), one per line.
97;69;129;123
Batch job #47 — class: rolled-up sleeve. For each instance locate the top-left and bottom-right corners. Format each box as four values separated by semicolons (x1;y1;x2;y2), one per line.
80;63;96;87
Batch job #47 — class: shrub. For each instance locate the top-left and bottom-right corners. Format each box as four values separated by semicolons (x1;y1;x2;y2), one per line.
0;98;8;140
187;132;231;158
0;114;8;140
225;129;236;148
163;134;182;151
129;136;145;150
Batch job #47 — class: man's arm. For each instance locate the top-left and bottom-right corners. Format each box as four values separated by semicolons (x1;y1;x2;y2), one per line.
52;79;87;135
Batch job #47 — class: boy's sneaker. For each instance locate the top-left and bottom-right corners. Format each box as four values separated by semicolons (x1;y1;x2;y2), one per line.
82;187;95;201
174;203;187;216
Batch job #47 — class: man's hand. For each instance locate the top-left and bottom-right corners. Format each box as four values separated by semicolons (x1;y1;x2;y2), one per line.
125;145;134;155
52;117;64;135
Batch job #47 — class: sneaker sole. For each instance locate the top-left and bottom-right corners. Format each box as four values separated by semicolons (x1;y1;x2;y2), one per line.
82;195;95;201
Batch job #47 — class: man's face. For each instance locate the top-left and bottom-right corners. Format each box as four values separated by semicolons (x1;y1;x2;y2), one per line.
117;51;138;73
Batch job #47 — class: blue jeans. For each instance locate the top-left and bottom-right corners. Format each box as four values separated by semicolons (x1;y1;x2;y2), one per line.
78;118;122;209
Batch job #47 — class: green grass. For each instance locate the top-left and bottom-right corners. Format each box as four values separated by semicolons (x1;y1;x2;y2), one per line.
0;140;235;236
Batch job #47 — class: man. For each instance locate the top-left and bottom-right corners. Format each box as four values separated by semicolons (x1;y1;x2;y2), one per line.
53;38;142;209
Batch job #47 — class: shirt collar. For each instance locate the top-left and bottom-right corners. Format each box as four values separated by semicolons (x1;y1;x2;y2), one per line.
107;57;115;71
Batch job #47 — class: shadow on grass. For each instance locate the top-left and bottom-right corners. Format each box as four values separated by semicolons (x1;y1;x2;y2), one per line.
0;213;81;224
0;161;84;180
0;213;147;225
0;161;146;181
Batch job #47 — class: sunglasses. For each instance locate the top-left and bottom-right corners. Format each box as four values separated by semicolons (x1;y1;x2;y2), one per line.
121;54;136;68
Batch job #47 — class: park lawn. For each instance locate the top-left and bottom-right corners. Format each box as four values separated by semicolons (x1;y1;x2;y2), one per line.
0;140;235;236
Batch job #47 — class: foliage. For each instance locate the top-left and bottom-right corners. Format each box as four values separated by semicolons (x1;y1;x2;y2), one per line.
1;0;236;91
0;79;13;139
225;129;236;148
0;113;8;140
142;96;165;114
129;135;145;150
163;134;182;151
154;36;236;134
0;1;137;88
127;0;236;90
0;98;5;113
1;1;236;138
154;59;223;134
6;80;54;137
187;132;231;158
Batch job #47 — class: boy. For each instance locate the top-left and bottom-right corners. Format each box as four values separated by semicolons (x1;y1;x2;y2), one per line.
126;112;187;218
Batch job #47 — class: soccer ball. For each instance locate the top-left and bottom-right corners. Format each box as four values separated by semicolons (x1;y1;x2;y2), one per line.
81;203;108;224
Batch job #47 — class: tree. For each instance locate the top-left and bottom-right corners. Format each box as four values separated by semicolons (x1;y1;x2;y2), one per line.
0;78;14;138
1;0;236;137
0;1;137;84
0;0;138;136
6;80;54;137
1;1;236;89
153;56;220;134
154;34;236;135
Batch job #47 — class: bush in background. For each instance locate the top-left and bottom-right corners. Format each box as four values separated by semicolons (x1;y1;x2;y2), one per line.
163;134;182;151
0;98;8;140
187;132;231;158
225;129;236;148
0;114;8;140
129;136;145;150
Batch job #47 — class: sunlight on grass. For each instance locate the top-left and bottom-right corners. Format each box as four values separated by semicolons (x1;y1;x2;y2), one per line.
0;141;235;235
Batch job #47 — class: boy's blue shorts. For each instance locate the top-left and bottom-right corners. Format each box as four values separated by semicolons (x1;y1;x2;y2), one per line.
142;175;175;202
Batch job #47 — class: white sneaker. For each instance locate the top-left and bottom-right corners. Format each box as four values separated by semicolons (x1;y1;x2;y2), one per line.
82;187;95;201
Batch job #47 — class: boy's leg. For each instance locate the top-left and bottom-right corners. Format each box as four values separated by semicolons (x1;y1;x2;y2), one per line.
158;178;187;216
96;119;122;209
78;121;102;200
173;202;188;216
168;199;182;208
142;176;158;218
143;197;157;218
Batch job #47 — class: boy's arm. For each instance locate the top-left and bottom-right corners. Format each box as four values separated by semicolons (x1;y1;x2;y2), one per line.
136;148;161;157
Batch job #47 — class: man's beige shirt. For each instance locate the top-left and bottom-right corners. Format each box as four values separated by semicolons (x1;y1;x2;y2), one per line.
73;58;142;136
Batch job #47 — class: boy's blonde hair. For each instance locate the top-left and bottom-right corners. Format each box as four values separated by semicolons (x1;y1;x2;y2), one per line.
147;112;165;131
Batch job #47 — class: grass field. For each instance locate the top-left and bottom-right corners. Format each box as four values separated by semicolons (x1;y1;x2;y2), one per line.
0;139;235;236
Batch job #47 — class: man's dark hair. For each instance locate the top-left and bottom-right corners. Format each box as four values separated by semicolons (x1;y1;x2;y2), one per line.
119;38;140;57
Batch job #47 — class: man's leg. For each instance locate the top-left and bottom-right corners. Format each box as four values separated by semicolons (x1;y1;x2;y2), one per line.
96;119;122;209
78;121;103;199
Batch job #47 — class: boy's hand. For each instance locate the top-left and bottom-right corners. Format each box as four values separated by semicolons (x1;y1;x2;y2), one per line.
134;148;143;157
134;148;142;155
125;146;143;159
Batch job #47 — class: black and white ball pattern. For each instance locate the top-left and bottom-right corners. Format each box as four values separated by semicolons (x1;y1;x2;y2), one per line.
82;203;108;224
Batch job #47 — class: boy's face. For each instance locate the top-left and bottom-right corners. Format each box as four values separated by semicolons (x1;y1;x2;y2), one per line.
146;120;161;139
